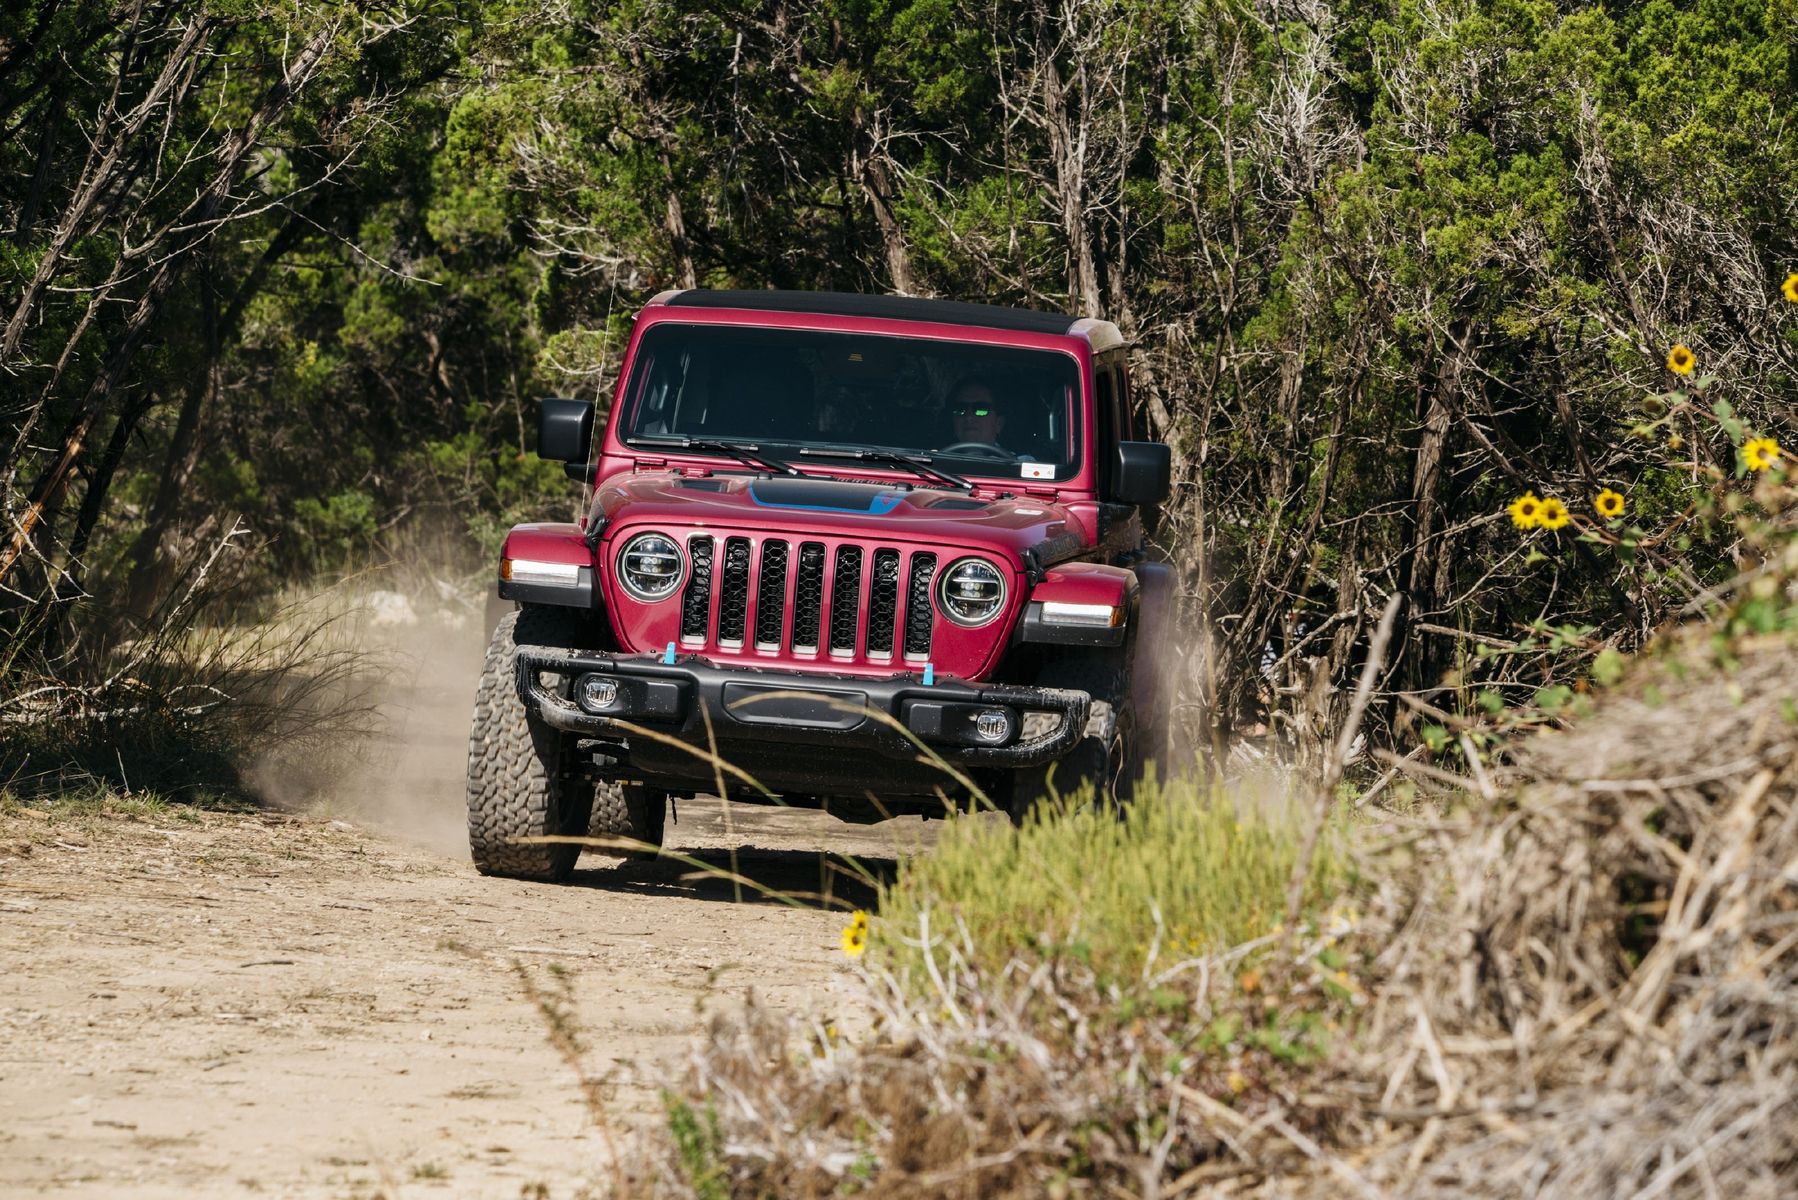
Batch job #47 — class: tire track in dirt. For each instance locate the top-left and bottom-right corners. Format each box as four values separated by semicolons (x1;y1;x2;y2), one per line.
0;618;931;1198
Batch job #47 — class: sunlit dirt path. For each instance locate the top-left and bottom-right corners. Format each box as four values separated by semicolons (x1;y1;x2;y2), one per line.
0;621;930;1199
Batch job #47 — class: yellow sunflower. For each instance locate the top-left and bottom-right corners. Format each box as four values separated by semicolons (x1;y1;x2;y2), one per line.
1666;344;1696;375
1593;488;1625;519
1783;273;1798;304
840;910;870;958
1508;492;1542;529
1537;497;1571;530
1742;436;1783;473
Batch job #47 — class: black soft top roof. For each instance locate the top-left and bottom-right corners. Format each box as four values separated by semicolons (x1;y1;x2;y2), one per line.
661;289;1081;336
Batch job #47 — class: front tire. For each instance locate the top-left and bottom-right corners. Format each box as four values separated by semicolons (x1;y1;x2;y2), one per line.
465;607;595;880
1008;651;1136;824
589;783;667;860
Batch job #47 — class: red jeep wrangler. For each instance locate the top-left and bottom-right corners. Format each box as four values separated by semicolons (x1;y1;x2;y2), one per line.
467;290;1173;880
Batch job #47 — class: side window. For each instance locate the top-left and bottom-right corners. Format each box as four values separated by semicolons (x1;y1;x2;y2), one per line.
1094;366;1116;493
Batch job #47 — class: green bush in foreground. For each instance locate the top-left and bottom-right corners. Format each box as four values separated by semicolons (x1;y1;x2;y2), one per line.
874;773;1346;987
642;781;1368;1198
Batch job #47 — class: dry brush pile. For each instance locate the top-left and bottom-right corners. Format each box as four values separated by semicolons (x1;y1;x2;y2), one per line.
630;587;1798;1198
1323;621;1798;1196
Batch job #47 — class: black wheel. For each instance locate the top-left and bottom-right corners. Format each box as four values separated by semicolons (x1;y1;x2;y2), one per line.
588;782;667;860
465;606;596;880
1008;651;1136;825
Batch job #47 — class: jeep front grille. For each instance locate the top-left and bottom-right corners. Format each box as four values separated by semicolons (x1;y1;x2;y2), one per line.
904;555;937;656
792;542;826;650
717;537;752;646
829;545;863;654
677;535;937;664
680;536;714;640
754;540;788;649
865;549;901;656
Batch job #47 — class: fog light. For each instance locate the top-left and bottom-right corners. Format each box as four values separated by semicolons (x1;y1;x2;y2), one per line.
973;709;1012;743
577;675;619;713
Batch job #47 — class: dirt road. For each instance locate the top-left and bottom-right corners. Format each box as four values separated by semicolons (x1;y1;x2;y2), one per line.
0;620;931;1198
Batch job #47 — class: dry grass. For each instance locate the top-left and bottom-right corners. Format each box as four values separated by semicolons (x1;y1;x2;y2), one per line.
1325;630;1798;1196
625;621;1798;1197
1;578;383;803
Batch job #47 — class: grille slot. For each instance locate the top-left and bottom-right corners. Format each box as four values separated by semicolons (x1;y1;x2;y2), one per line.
755;541;789;649
828;545;864;654
904;553;937;658
791;543;826;650
716;537;751;646
681;536;714;641
865;549;901;658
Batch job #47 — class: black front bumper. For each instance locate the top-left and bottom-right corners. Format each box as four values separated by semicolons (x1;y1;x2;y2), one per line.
514;647;1089;770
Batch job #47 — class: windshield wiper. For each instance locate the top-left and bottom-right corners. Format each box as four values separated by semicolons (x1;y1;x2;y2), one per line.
796;446;971;491
630;435;804;477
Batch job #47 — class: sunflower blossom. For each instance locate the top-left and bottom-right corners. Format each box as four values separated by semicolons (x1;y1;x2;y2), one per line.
1593;488;1625;519
1537;497;1571;530
840;910;870;958
1508;492;1542;529
1666;344;1696;375
1743;436;1783;473
1783;273;1798;304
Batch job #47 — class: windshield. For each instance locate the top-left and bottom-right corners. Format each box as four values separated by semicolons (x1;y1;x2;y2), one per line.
618;323;1082;482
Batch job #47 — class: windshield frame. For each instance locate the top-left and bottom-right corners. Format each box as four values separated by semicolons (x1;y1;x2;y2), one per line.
604;310;1093;488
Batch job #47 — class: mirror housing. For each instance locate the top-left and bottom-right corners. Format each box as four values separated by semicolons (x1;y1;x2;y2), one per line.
538;397;593;463
1111;441;1171;506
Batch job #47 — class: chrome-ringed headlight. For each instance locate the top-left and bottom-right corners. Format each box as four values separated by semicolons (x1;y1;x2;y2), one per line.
616;531;685;601
936;557;1007;627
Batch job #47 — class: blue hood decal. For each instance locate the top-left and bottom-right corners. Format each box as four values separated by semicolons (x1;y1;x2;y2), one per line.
747;479;907;515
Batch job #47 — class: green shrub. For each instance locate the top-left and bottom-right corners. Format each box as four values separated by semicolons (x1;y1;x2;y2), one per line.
875;773;1344;987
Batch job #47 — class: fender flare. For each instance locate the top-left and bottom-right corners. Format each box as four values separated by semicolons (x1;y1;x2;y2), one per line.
1018;562;1139;647
498;522;598;610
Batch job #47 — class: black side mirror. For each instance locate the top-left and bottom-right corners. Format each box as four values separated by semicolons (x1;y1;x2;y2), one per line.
538;397;593;463
1111;441;1171;506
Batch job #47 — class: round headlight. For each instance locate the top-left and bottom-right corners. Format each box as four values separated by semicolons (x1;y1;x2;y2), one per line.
937;557;1006;626
617;532;685;601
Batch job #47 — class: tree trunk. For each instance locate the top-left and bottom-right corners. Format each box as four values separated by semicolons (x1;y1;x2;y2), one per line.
658;144;697;290
122;359;213;616
13;92;62;243
1038;50;1102;317
852;105;917;296
44;396;151;656
1403;332;1468;691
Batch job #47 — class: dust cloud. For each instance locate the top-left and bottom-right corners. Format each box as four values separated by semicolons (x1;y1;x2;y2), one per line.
251;588;489;860
337;596;487;858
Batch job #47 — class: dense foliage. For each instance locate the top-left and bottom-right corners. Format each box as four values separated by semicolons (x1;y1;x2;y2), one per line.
3;0;1795;758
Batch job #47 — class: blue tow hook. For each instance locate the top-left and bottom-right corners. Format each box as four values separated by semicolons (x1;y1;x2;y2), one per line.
922;662;935;686
662;641;677;664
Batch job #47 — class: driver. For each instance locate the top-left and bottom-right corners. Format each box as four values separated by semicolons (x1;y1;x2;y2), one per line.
947;377;1011;455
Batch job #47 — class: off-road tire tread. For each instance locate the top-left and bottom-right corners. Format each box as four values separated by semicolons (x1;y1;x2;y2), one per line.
587;782;666;859
1009;652;1135;823
466;606;593;880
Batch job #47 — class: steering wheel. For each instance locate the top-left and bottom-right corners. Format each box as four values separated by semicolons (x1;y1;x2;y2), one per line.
939;441;1013;460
